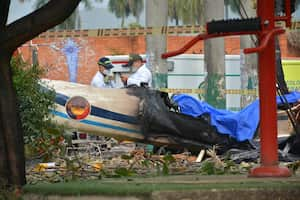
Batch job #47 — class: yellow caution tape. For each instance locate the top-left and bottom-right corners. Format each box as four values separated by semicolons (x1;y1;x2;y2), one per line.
159;88;257;95
37;21;300;38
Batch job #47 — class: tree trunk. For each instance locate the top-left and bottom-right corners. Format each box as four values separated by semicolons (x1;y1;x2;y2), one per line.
146;0;168;89
202;0;225;109
121;16;125;28
0;51;26;186
0;0;81;187
240;0;258;108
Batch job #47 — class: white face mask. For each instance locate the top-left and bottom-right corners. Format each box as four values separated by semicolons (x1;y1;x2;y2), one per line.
102;69;111;76
131;66;139;72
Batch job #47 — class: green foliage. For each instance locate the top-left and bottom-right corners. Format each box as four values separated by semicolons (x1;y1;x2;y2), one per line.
114;167;136;177
141;159;150;168
113;154;136;177
109;0;143;27
199;160;220;175
158;153;176;176
168;0;204;25
0;179;21;200
121;154;134;160
128;22;142;28
11;56;64;161
11;57;55;137
0;189;20;200
287;160;300;174
198;73;226;109
198;158;251;175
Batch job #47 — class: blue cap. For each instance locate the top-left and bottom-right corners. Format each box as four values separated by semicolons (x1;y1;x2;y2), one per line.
98;57;114;69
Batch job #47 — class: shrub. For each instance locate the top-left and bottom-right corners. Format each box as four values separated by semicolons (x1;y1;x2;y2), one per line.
11;56;64;161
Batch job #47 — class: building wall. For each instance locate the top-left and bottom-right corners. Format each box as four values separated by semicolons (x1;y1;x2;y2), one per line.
18;33;299;85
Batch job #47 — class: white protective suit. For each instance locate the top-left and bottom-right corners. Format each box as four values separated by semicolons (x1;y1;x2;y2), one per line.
91;71;115;88
127;64;152;87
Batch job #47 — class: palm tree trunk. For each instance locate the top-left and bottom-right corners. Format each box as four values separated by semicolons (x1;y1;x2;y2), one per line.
146;0;168;89
203;0;225;109
121;16;125;28
240;0;258;108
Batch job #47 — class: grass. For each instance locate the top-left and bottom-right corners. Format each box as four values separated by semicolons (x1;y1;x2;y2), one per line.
23;176;300;197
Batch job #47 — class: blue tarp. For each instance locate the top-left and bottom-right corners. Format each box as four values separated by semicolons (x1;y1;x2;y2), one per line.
172;91;300;142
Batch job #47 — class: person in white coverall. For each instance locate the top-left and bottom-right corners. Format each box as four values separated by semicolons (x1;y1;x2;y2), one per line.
91;57;115;88
120;54;152;87
120;54;153;151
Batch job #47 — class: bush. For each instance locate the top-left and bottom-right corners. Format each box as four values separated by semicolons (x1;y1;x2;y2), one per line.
11;56;64;161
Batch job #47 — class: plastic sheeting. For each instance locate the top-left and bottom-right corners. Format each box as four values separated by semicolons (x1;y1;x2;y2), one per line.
127;88;254;152
172;91;300;142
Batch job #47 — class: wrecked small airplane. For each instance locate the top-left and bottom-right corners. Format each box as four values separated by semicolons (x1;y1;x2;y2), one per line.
42;79;300;158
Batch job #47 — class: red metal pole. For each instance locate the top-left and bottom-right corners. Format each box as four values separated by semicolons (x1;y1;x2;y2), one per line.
285;0;292;28
161;31;259;59
249;0;291;177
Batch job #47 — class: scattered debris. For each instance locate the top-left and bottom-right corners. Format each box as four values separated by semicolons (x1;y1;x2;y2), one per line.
26;136;300;184
33;162;57;172
195;150;205;163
